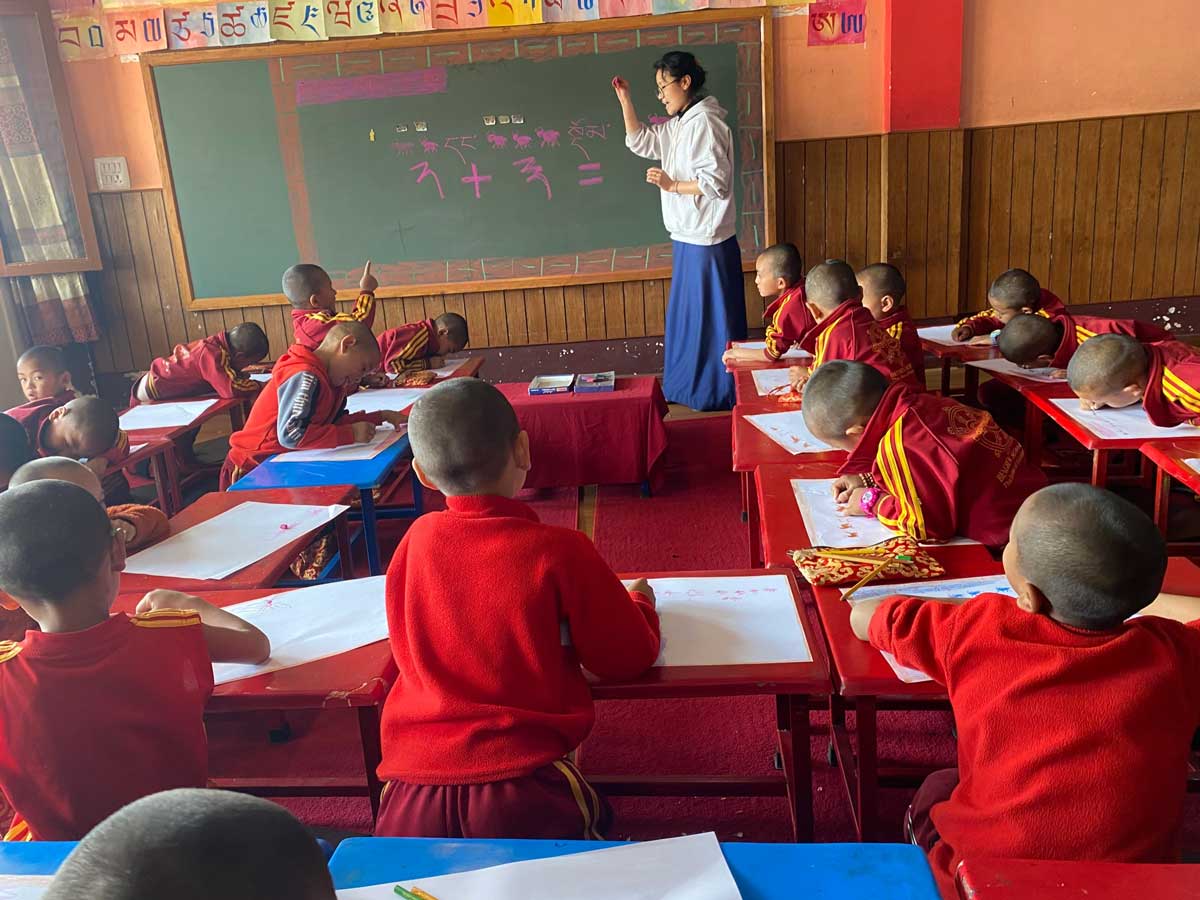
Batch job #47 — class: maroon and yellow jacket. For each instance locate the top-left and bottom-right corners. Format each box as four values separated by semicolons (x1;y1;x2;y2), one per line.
290;292;376;350
761;285;813;362
839;384;1047;548
132;333;259;406
877;307;925;378
4;396;129;469
378;320;438;375
955;288;1066;339
799;299;923;389
1042;313;1171;369
1141;340;1200;428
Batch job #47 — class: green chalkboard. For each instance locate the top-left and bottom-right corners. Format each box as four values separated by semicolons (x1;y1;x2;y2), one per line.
149;15;770;304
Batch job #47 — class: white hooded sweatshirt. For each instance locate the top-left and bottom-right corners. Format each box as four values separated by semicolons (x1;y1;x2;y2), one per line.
625;95;737;247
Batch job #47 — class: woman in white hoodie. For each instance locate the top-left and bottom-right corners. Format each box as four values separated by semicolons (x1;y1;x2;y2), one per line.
614;51;746;411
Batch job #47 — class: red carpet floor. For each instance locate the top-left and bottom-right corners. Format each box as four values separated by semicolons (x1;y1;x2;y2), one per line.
207;417;1200;851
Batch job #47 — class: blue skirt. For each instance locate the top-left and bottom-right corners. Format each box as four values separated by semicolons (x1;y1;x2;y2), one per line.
663;235;747;411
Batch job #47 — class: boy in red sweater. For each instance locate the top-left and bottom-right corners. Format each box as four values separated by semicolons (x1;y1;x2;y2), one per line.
5;394;129;500
15;346;74;404
132;323;267;406
45;790;336;900
284;261;376;350
721;243;810;366
851;483;1200;894
1066;334;1200;428
857;263;924;379
802;360;1045;549
0;480;269;840
222;322;404;488
951;268;1065;343
789;260;921;392
377;313;469;378
997;310;1171;371
377;378;661;840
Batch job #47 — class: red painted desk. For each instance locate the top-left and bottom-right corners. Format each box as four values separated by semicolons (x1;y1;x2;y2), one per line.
597;568;830;843
956;857;1200;899
118;436;175;510
1142;440;1200;538
495;377;669;490
111;585;396;819
723;340;810;372
118;486;357;595
754;460;848;569
123;397;246;515
920;338;997;398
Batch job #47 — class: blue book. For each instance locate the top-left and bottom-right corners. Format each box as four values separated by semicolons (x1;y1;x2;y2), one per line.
528;374;575;395
575;371;616;393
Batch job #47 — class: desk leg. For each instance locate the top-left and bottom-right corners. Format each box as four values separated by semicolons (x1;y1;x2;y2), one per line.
740;471;750;523
963;366;980;405
150;451;181;517
361;488;382;576
1023;401;1044;467
1091;450;1111;488
334;514;354;580
356;705;384;822
855;696;880;842
777;694;813;842
939;361;952;396
229;403;246;432
747;481;762;568
1155;469;1172;535
412;476;424;517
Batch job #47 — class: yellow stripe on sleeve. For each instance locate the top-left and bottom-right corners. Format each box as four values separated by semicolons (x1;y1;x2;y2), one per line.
0;642;21;664
875;417;927;540
553;760;603;840
132;609;202;629
1163;368;1200;414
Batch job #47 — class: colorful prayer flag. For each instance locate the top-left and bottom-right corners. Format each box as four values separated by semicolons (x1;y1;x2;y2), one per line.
379;0;432;32
807;0;865;43
268;0;327;39
164;5;219;47
102;6;167;54
53;10;109;60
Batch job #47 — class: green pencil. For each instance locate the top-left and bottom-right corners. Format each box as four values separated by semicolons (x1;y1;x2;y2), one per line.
394;886;421;900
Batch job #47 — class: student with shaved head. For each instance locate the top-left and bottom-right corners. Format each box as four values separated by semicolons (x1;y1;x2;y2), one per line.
15;346;73;404
788;260;921;391
222;320;406;487
0;481;268;840
850;484;1200;894
1067;334;1200;427
950;267;1066;343
856;263;924;378
721;243;810;366
45;790;335;900
801;360;1044;549
376;379;661;840
997;309;1170;371
283;260;377;350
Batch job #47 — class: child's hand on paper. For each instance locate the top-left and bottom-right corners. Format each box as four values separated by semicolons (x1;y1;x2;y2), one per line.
1079;398;1102;412
627;577;656;608
136;589;205;616
831;474;865;503
359;372;390;390
378;411;407;429
839;487;869;516
427;356;445;369
951;324;973;342
968;335;994;347
359;259;378;293
351;422;377;443
788;365;810;392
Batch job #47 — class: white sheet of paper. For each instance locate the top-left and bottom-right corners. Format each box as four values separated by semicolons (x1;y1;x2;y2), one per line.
625;575;810;667
1049;399;1198;440
843;575;1016;684
966;357;1067;384
123;501;350;580
744;411;833;455
427;358;468;378
118;399;217;430
211;576;387;686
0;875;52;900
336;832;742;900
790;478;976;548
917;324;961;345
128;443;147;455
732;339;810;361
272;428;404;463
344;387;425;415
250;372;271;383
1186;459;1200;477
750;368;795;396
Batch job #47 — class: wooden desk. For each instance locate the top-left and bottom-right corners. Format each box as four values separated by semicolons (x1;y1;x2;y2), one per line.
112;585;396;820
119;436;176;512
118;485;358;595
599;568;830;843
754;460;846;569
956;857;1200;899
920;338;996;398
1142;440;1200;542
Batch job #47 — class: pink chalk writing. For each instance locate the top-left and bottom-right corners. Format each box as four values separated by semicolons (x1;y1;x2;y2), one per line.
577;161;603;187
536;127;560;147
391;141;415;155
410;161;445;200
420;139;439;153
443;135;478;165
512;133;533;150
461;164;492;199
568;119;609;160
487;133;508;149
295;67;449;107
513;156;552;200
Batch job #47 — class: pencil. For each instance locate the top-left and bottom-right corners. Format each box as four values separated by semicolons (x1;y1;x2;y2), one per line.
841;558;893;603
411;889;442;900
394;886;421;900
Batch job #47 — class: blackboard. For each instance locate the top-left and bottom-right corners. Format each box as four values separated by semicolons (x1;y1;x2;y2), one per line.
145;11;772;307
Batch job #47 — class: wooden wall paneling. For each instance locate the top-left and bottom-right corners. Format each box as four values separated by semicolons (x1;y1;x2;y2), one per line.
260;302;289;360
804;140;826;267
120;193;173;366
882;134;908;276
484;291;509;347
1110;116;1145;301
779;143;803;255
602;283;625;340
1065;121;1097;303
87;196;121;372
825;138;848;262
985;127;1014;292
1046;121;1078;300
464;292;489;347
401;297;425;329
1173;112;1200;295
1028;123;1057;286
845;137;869;268
1152;112;1189;298
101;194;155;371
643;279;665;335
543;286;567;343
866;136;882;262
924;130;951;318
1090;118;1123;303
903;131;929;318
583;284;605;341
622;281;646;338
964;129;991;309
1131;114;1167;300
947;129;967;316
505;289;530;345
563;285;586;342
1008;125;1036;272
143;191;204;349
523;289;548;344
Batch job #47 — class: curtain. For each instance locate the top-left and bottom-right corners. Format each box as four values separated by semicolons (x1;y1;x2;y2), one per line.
0;14;99;345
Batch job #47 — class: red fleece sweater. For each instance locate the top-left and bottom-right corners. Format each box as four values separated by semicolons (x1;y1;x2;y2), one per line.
379;494;661;784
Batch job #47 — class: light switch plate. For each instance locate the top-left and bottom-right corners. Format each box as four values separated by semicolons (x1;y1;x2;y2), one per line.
94;156;130;192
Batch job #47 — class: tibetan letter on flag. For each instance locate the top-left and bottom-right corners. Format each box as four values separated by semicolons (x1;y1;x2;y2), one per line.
165;5;219;48
543;0;596;21
269;0;327;39
324;0;381;36
379;0;431;32
217;1;272;43
808;0;865;45
53;11;109;60
103;7;167;55
431;0;486;29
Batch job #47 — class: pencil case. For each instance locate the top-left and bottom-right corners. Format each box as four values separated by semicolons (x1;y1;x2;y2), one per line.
790;536;944;587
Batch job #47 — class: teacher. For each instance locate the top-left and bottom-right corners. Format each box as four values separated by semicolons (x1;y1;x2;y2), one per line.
614;51;746;412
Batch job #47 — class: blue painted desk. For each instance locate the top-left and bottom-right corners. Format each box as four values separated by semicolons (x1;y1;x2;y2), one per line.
228;431;416;575
0;842;75;875
328;837;941;900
